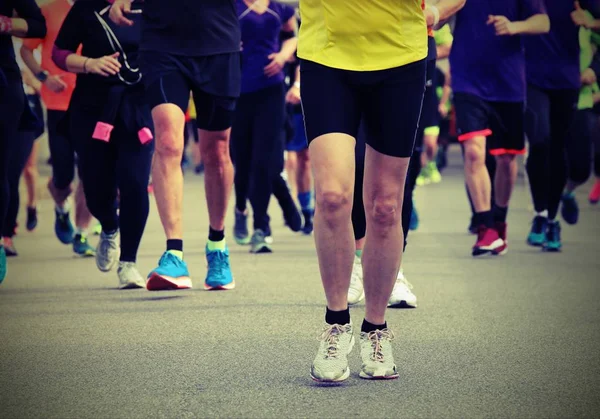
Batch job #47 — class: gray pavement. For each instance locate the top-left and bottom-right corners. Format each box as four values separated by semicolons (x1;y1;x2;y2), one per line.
1;155;600;419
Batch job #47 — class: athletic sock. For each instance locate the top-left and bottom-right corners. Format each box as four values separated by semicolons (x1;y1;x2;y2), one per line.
166;239;183;260
475;210;493;228
56;202;70;214
493;205;508;224
207;228;226;251
298;191;312;211
355;249;363;258
325;307;350;325
536;210;548;218
361;319;387;333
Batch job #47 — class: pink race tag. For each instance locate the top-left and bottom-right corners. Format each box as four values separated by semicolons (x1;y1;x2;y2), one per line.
138;127;153;144
92;122;114;142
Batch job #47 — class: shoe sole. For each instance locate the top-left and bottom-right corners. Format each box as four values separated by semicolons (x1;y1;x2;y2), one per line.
388;300;417;309
359;370;400;380
310;336;355;383
235;236;251;245
204;280;236;291
119;281;145;290
542;246;561;253
147;273;192;291
250;244;272;254
472;238;504;256
75;251;95;258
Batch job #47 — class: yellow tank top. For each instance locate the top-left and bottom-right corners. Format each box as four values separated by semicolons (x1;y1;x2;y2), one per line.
297;0;428;72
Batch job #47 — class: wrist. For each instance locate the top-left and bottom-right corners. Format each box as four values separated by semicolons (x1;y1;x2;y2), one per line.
293;81;300;89
426;5;440;27
36;70;49;82
83;58;91;74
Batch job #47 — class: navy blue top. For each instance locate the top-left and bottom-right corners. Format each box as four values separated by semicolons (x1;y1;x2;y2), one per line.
237;0;295;94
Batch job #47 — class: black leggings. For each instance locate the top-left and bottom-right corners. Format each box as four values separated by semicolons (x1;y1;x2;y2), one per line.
231;84;285;231
525;85;579;219
71;108;153;262
2;130;35;238
0;76;26;238
566;109;596;185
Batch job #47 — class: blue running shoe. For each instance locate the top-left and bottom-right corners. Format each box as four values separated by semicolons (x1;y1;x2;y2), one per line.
204;246;235;290
409;206;419;231
560;193;579;225
55;209;74;245
73;234;95;257
527;215;547;247
0;246;6;285
147;252;192;291
543;221;562;252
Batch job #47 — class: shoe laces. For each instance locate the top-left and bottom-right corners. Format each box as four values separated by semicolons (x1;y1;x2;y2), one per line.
317;324;350;359
364;329;395;362
207;250;230;280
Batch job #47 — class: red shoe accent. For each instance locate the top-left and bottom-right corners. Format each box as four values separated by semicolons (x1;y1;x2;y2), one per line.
493;222;508;256
472;225;504;256
589;180;600;204
146;273;192;291
147;184;154;194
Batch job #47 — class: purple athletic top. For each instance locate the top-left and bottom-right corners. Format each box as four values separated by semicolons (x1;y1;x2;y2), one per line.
525;1;582;90
237;0;295;94
450;0;546;102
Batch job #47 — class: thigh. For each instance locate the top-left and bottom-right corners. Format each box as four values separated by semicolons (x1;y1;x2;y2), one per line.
362;59;427;158
488;101;525;156
300;59;362;143
525;84;551;147
141;52;192;114
192;88;236;132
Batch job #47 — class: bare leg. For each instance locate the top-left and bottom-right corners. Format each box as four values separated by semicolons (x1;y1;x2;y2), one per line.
296;148;312;194
24;141;39;208
494;154;517;208
309;134;356;311
285;151;298;199
362;145;410;325
151;104;185;240
74;181;93;230
199;128;234;231
463;137;491;212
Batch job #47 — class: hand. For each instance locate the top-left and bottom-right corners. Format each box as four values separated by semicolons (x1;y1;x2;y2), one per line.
0;15;12;34
571;1;594;27
438;102;449;119
487;15;517;36
424;8;436;28
264;53;286;78
286;85;301;105
44;74;67;93
109;0;134;26
86;53;121;77
581;68;597;85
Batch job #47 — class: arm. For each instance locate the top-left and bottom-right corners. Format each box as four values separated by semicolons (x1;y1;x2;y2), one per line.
425;0;466;28
0;0;46;38
21;44;68;93
436;41;452;59
487;13;550;36
265;16;298;77
52;3;121;77
286;63;301;105
572;1;600;30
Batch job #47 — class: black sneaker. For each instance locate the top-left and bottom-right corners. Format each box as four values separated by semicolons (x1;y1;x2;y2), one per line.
302;209;314;235
4;243;17;257
282;201;302;233
527;215;548;247
560;193;579;225
26;207;38;231
234;209;250;245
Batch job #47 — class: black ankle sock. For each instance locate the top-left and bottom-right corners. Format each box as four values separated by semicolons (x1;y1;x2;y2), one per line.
493;205;508;223
475;210;493;228
208;227;225;242
325;307;350;325
361;319;387;333
166;239;183;252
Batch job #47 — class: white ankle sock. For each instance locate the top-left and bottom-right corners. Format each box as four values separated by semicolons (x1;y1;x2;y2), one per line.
536;210;548;218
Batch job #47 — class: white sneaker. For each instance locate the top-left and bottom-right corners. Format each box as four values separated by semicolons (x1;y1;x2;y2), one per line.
117;262;145;289
387;269;417;308
359;328;399;379
96;230;119;272
310;322;355;382
348;255;364;305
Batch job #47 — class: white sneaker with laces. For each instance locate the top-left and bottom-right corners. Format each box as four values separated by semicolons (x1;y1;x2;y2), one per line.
117;262;145;289
310;322;354;382
359;328;399;379
348;255;364;305
96;230;120;272
387;269;417;308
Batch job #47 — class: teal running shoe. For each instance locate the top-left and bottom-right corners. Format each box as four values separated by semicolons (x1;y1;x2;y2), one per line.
543;221;562;252
73;234;95;257
55;209;74;244
527;215;547;247
147;252;192;291
0;246;6;284
204;245;235;290
409;206;419;231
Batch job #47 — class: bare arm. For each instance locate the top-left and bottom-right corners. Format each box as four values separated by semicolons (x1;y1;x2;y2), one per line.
487;13;550;36
0;0;46;38
20;44;42;75
436;41;452;59
265;16;298;77
425;0;466;28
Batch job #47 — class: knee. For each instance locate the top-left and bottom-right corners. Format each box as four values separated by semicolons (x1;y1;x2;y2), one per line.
201;131;231;166
316;189;352;221
367;195;400;230
495;154;515;169
155;130;184;160
463;143;485;169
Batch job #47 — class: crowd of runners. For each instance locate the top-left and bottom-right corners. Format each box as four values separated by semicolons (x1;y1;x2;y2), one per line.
1;0;599;382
